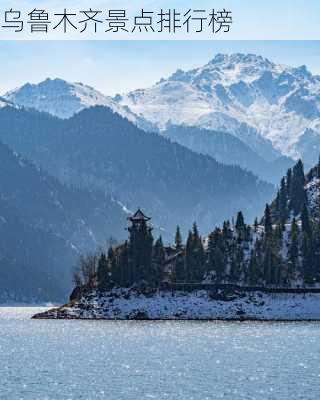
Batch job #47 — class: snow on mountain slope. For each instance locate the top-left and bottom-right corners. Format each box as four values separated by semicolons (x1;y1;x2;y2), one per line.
118;53;320;163
3;78;154;131
0;96;15;108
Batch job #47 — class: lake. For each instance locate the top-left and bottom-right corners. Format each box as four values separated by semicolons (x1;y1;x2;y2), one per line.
0;307;320;399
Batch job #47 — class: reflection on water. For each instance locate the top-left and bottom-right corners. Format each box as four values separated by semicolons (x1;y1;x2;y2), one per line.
0;307;319;400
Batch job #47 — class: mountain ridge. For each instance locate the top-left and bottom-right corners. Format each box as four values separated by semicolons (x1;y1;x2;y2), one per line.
117;52;320;164
0;105;274;239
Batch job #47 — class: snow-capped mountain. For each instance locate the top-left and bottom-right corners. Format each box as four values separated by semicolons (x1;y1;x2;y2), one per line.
117;53;320;164
3;78;154;131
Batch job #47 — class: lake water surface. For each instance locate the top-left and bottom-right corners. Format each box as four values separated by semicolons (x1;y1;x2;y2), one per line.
0;307;320;399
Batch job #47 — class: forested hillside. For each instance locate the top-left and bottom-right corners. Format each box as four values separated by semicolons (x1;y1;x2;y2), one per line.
72;159;320;296
0;141;126;302
0;106;274;238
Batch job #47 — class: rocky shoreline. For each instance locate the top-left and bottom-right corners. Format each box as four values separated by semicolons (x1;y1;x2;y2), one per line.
32;288;320;321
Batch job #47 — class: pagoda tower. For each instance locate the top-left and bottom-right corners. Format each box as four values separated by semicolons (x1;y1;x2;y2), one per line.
127;208;152;233
127;208;153;283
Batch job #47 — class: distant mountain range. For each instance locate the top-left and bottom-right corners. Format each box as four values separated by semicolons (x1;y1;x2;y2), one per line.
117;53;320;166
0;106;274;239
4;78;155;132
164;125;295;184
5;53;320;180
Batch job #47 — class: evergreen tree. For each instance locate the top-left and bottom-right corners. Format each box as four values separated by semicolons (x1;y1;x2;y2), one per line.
290;160;306;215
301;203;311;237
118;241;130;286
207;228;226;283
229;239;244;283
153;236;165;285
254;217;258;232
235;211;245;231
185;224;205;282
97;252;109;291
288;218;299;283
300;204;314;283
286;168;292;197
264;204;273;237
301;231;315;284
172;252;186;283
279;177;288;223
235;211;245;241
185;230;194;282
247;250;259;286
175;226;182;250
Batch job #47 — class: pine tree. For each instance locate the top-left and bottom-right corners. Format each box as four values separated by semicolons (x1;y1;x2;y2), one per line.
301;203;311;237
264;204;273;237
229;239;244;283
235;211;245;241
247;250;259;286
254;217;258;232
222;220;232;241
235;211;245;231
286;168;292;197
288;218;299;283
97;252;109;291
290;160;306;215
279;177;288;223
301;231;314;284
185;230;194;282
153;236;165;285
172;252;186;283
300;203;315;284
186;223;205;282
175;226;182;250
118;241;130;286
207;228;226;283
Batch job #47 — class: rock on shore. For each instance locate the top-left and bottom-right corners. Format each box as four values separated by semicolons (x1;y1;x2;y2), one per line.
32;288;320;321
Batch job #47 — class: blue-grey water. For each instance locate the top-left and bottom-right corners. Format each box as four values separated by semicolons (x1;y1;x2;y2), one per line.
1;308;320;400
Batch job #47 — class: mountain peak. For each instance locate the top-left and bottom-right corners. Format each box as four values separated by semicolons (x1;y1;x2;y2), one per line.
210;52;270;64
208;53;275;70
2;77;147;126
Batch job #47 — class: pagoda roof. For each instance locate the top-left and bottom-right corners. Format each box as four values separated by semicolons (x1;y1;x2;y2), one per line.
128;208;151;222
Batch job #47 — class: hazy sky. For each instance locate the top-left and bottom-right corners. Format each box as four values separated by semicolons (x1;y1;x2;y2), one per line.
1;41;320;96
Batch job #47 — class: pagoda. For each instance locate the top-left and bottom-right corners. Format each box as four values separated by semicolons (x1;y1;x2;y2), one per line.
127;208;152;232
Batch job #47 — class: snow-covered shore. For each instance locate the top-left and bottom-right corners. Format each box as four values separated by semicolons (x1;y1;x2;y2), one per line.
32;288;320;321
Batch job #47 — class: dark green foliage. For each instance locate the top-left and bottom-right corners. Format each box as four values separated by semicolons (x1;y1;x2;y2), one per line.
235;211;246;241
175;226;182;250
172;252;186;283
185;226;205;282
287;218;299;282
264;204;273;237
290;160;306;215
254;217;258;232
97;253;109;291
152;236;166;285
301;203;311;236
207;229;226;283
90;158;320;293
279;177;288;223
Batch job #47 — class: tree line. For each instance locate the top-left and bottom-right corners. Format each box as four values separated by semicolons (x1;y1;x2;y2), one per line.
74;158;320;292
